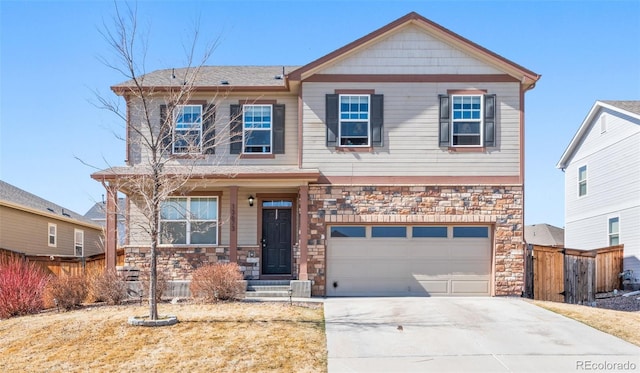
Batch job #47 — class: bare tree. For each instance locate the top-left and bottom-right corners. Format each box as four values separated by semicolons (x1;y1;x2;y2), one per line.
94;2;232;320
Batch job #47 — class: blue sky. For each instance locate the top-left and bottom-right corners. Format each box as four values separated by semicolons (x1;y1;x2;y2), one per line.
1;0;639;227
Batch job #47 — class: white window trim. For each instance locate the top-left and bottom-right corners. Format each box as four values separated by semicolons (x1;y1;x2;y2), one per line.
160;196;219;246
338;94;371;147
451;94;484;147
578;164;587;198
173;104;203;154
608;216;620;246
48;223;57;247
242;104;273;154
74;229;84;257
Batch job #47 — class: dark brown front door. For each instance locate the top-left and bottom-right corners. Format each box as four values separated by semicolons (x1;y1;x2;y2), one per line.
262;208;292;274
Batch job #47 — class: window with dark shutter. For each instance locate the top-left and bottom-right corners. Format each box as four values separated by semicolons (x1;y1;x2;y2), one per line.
438;93;497;148
229;104;242;154
202;104;216;154
483;94;496;147
272;104;285;154
326;94;339;147
371;94;384;147
159;104;173;155
438;95;450;147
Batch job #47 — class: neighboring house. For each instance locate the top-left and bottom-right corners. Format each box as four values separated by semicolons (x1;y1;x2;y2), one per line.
0;180;103;258
524;224;564;247
557;100;640;283
85;198;126;247
92;12;540;296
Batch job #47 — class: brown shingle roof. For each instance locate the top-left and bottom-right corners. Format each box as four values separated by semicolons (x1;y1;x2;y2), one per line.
112;66;301;90
600;100;640;116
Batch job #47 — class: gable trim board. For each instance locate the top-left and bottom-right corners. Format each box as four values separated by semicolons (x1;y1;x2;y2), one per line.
557;101;640;170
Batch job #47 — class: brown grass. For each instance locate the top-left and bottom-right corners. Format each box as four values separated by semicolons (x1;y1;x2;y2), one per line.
531;300;640;346
0;301;327;372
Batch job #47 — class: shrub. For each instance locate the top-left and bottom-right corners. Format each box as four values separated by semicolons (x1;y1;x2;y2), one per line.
190;262;244;303
0;258;49;319
138;269;168;302
89;269;128;305
44;275;88;311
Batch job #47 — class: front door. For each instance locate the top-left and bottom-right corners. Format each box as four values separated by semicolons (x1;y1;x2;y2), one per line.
262;208;292;274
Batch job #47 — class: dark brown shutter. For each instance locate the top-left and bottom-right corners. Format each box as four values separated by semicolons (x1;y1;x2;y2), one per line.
230;104;243;154
159;104;173;154
371;94;384;147
326;94;339;147
272;104;285;154
484;94;496;147
202;104;215;154
438;95;450;147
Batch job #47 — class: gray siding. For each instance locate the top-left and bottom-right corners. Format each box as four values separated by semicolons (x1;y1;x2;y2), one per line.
564;109;640;277
301;82;521;176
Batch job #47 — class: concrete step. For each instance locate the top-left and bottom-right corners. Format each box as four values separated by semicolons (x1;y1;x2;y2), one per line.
244;290;292;298
245;280;292;297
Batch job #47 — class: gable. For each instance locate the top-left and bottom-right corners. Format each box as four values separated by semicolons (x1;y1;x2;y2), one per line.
319;24;504;76
557;101;640;169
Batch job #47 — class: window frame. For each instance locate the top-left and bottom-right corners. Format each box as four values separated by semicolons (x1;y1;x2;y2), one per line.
173;104;203;154
338;94;371;147
48;223;57;247
578;165;587;197
74;229;84;257
242;104;273;154
451;94;483;147
159;196;219;246
608;217;619;246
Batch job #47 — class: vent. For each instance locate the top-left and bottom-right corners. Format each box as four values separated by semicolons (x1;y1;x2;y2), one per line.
220;80;229;85
274;74;283;80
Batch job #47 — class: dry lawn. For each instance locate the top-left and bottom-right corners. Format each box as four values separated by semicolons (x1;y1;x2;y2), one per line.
531;300;640;346
0;301;326;372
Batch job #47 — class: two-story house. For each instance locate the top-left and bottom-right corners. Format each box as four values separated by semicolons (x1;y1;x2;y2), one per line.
92;12;540;296
557;101;640;285
0;180;103;258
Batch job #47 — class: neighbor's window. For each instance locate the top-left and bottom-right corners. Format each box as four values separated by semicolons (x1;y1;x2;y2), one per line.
608;217;619;246
578;165;587;197
452;95;482;146
243;105;272;153
48;223;57;247
173;105;203;154
160;197;218;245
74;229;84;257
339;95;370;146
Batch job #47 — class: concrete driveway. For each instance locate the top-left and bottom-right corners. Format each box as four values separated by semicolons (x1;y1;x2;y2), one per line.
324;297;640;372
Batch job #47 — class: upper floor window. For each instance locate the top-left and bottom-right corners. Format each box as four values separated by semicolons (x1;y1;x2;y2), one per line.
159;103;215;156
160;197;218;245
74;229;84;257
578;165;587;197
48;223;57;247
325;93;383;148
439;93;496;147
243;105;272;153
608;217;619;246
339;95;370;147
173;105;202;154
230;103;285;155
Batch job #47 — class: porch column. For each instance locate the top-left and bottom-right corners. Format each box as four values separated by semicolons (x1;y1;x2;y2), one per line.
229;185;238;262
298;185;309;280
105;182;118;272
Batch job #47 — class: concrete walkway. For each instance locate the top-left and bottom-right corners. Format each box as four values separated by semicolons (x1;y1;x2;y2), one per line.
324;297;640;372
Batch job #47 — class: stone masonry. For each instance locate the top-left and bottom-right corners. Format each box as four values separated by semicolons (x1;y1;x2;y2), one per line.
306;184;525;296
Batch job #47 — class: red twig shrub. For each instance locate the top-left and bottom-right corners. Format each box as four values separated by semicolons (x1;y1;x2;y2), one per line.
44;275;88;311
190;263;245;302
89;269;128;305
0;258;49;319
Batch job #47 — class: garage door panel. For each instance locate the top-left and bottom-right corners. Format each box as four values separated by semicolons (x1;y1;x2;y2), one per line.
327;225;492;296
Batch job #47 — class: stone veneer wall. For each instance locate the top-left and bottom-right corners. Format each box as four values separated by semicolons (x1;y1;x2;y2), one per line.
125;246;263;280
306;185;525;296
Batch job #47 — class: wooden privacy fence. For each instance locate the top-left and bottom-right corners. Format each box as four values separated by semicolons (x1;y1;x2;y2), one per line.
0;248;125;277
524;244;624;304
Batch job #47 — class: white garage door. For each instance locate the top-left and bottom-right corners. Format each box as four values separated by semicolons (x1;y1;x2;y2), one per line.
326;225;492;296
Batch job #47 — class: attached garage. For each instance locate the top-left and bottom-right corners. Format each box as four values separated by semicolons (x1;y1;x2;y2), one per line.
326;225;492;296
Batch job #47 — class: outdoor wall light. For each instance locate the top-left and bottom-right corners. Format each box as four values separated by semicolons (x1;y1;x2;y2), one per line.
248;195;254;207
